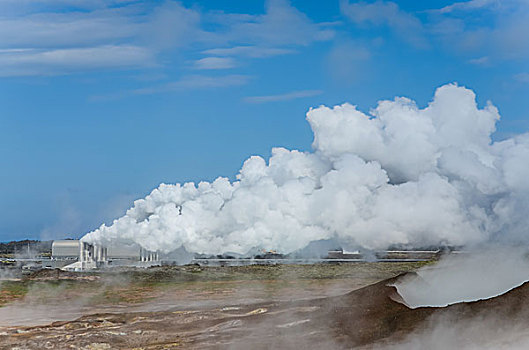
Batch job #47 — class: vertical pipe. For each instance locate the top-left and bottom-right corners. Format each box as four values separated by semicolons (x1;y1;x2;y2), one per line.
79;242;83;270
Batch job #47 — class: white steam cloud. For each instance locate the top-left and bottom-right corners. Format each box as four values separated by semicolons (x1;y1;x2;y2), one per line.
82;84;529;255
395;247;529;308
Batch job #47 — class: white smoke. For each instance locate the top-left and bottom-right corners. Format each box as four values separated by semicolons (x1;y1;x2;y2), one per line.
82;84;529;255
395;247;529;308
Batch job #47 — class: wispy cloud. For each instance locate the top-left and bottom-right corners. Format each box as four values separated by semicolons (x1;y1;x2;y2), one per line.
0;45;156;77
203;46;296;58
193;57;236;70
0;1;199;76
218;0;334;46
514;73;529;83
437;0;529;60
92;74;251;101
340;0;529;62
135;74;251;94
436;0;499;14
340;0;428;49
1;0;333;78
326;42;371;82
468;56;490;66
244;89;322;103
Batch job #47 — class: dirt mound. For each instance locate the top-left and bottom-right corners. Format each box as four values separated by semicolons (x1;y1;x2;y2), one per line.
322;273;529;348
314;275;432;346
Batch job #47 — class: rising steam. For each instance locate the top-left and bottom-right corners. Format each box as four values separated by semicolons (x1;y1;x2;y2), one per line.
82;84;529;255
395;247;529;308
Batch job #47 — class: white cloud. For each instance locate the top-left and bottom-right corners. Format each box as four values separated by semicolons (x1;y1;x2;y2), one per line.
244;89;323;103
193;57;236;70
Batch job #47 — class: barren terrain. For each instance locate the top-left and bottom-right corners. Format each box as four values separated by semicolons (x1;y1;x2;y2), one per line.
3;262;525;349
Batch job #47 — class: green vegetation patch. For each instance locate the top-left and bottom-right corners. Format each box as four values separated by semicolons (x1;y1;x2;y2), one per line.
0;281;29;305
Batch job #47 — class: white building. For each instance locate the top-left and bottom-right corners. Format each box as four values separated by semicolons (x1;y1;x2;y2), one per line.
51;240;81;259
48;239;158;270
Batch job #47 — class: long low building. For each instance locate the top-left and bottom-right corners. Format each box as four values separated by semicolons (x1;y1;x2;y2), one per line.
47;239;159;270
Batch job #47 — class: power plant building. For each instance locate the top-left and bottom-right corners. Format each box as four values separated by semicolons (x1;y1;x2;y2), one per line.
47;239;159;270
52;240;81;259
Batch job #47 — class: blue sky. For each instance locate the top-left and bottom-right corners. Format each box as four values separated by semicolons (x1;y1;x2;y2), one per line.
1;0;529;242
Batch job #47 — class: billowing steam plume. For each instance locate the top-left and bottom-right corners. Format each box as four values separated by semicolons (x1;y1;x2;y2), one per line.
82;84;529;255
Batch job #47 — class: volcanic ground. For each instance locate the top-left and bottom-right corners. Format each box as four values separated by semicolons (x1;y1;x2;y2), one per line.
0;263;527;349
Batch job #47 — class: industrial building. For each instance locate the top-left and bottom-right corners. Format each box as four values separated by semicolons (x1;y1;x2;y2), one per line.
51;240;80;259
47;239;159;271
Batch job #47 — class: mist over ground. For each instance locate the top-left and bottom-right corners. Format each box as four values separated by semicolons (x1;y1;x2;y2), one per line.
395;247;529;308
383;250;529;350
83;84;529;255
